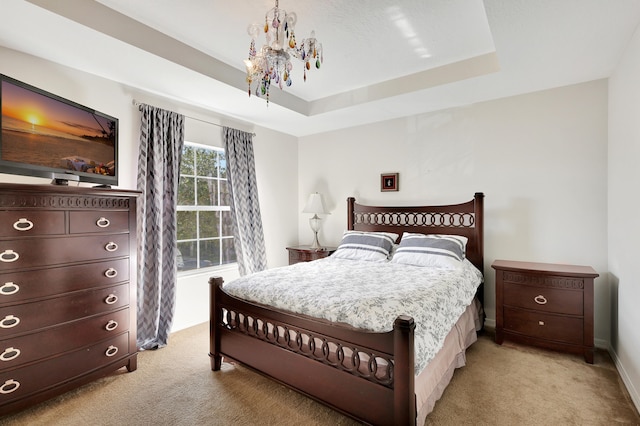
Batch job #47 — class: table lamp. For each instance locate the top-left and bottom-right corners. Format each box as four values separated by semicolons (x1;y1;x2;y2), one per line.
302;192;329;249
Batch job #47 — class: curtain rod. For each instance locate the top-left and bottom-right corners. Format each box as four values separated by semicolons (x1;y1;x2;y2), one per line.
132;100;256;136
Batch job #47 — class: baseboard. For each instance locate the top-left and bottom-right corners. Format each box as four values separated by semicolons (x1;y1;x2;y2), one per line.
608;344;640;414
594;338;608;349
484;318;496;328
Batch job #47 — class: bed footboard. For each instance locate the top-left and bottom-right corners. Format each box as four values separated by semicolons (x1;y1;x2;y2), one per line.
209;276;417;425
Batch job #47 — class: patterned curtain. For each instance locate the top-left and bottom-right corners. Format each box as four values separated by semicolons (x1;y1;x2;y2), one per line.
223;127;268;275
136;104;184;350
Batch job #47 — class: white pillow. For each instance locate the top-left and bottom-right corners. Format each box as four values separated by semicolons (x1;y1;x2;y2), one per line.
391;233;468;269
332;231;399;262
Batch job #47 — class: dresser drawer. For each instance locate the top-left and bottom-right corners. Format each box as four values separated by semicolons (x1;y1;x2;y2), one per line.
0;211;65;238
503;307;583;345
69;211;129;234
0;332;130;404
0;283;129;338
0;258;129;304
503;283;583;315
0;308;130;370
0;234;129;271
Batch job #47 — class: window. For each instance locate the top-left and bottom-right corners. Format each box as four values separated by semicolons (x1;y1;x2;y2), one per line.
176;142;236;272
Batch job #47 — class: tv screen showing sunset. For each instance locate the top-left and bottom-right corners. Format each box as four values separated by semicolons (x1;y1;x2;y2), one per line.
1;78;116;177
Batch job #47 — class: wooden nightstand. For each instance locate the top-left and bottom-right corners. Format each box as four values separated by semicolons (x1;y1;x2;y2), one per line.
286;246;337;265
492;259;599;363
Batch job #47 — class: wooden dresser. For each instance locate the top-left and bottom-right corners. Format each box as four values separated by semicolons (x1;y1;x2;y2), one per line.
492;259;599;363
286;246;336;265
0;183;138;414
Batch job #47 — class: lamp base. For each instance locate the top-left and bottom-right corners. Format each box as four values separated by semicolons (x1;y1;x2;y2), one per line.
309;215;322;249
310;232;321;250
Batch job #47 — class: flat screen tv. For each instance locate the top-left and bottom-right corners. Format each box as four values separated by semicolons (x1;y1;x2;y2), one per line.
0;74;118;186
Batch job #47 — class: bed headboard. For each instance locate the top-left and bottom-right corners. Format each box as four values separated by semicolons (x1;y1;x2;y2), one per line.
347;192;484;275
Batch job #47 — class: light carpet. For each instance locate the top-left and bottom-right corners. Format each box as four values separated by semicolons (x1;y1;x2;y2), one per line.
1;323;638;425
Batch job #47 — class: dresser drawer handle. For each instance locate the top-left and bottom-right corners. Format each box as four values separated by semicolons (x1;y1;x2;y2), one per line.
105;345;119;357
12;218;34;232
538;320;545;326
0;347;21;362
0;379;20;394
534;295;547;305
96;217;111;228
105;320;119;331
105;242;118;252
104;268;118;278
104;294;118;305
0;250;19;263
0;282;19;296
0;315;20;329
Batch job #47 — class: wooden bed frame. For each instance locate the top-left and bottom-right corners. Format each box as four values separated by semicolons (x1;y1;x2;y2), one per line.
209;193;484;425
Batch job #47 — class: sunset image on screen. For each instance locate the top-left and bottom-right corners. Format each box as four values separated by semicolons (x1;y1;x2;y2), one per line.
1;78;116;176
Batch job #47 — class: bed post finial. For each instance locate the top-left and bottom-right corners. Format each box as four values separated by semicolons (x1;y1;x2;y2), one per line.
347;197;356;231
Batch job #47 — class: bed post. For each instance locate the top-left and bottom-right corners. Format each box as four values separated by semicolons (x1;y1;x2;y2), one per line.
347;197;356;230
473;192;484;276
209;276;224;371
393;315;416;425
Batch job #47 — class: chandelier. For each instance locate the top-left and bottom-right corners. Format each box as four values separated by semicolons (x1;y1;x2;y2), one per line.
244;0;323;104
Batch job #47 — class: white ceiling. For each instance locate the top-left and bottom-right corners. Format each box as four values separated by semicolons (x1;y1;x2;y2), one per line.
1;0;640;137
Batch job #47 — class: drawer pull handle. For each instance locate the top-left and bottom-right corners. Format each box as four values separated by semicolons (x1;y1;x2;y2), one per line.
0;250;19;263
96;217;111;228
104;268;118;278
0;347;21;362
12;218;34;232
105;242;118;252
105;345;119;357
104;294;118;305
0;282;19;296
0;379;20;394
0;315;20;329
534;295;547;305
538;320;545;326
105;320;119;331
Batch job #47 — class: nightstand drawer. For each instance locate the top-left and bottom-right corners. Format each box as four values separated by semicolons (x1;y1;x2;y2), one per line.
503;283;583;315
504;307;583;345
286;246;336;265
289;250;318;263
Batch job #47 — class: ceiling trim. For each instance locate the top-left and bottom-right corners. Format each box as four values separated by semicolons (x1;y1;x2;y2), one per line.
308;52;500;115
25;0;499;118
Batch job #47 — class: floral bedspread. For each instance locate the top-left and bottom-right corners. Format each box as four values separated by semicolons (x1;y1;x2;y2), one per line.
222;257;483;375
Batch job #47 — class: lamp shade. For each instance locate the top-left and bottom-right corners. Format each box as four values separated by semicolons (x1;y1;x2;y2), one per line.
302;192;329;215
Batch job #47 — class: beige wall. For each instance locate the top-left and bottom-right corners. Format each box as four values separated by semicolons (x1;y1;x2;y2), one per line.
608;21;640;410
299;80;609;345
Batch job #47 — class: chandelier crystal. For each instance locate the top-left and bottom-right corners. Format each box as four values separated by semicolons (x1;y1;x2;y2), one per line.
244;0;323;105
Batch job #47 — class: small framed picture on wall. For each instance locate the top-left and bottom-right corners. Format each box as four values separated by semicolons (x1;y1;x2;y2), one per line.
381;173;399;192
